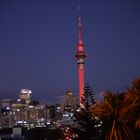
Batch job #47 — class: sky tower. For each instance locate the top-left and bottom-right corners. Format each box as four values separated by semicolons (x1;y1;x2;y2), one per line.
75;15;87;105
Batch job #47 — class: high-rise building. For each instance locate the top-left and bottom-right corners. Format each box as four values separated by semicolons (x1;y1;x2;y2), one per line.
75;16;87;105
63;90;77;111
19;89;32;104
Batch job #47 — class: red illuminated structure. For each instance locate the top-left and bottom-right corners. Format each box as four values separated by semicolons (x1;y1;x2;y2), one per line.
75;16;87;105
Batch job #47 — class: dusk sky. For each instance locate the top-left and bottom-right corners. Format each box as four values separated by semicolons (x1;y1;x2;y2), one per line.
0;0;140;103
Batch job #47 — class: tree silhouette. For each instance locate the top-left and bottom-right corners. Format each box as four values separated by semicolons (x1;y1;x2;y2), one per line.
71;83;102;140
81;83;95;110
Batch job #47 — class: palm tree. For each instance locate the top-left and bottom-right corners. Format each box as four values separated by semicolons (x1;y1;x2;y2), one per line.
124;78;140;128
122;78;140;140
92;91;134;140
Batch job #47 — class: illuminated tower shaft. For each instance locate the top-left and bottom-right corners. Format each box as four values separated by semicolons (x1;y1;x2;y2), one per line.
75;17;87;104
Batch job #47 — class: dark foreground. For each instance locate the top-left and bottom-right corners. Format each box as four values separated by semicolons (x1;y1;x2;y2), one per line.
0;127;64;140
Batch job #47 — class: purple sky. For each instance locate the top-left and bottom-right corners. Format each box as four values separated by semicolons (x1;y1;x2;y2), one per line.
0;0;140;103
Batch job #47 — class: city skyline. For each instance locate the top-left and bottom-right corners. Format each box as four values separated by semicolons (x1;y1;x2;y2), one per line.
0;0;140;103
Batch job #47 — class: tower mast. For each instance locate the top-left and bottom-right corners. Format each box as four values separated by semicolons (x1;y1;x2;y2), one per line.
75;7;87;105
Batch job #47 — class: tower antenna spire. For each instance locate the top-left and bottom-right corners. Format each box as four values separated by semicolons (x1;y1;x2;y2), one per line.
77;1;83;45
78;16;83;44
77;1;81;16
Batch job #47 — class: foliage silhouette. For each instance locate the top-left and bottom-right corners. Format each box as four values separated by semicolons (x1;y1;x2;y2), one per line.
71;83;102;140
